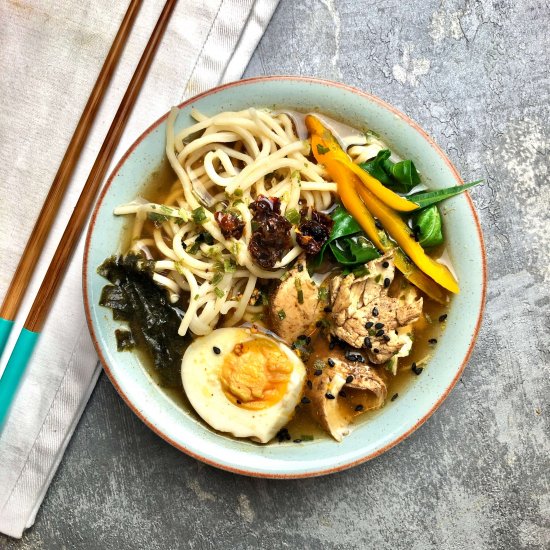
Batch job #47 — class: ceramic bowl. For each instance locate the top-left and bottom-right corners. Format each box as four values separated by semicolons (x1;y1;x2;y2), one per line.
83;76;486;478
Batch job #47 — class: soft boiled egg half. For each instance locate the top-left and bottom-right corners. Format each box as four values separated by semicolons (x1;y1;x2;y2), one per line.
181;327;306;443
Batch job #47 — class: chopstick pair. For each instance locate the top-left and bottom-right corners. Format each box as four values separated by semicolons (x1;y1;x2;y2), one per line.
0;0;178;427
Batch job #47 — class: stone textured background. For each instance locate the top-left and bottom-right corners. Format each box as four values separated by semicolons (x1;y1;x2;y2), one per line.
2;0;549;548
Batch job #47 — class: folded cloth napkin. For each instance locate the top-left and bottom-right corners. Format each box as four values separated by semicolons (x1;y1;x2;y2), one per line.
0;0;279;538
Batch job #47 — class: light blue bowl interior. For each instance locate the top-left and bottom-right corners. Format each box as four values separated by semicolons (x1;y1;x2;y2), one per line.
84;78;485;477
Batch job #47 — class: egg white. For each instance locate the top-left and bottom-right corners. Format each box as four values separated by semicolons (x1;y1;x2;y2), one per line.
181;327;306;443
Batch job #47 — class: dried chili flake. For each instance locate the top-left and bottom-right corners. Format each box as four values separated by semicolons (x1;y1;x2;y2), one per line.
214;210;245;239
248;195;292;269
296;209;333;255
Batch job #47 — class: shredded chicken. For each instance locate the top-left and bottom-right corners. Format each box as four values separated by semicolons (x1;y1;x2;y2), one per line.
305;354;387;441
329;252;423;364
268;256;323;344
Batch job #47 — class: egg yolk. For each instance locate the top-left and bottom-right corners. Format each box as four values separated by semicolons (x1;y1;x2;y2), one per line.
220;338;294;410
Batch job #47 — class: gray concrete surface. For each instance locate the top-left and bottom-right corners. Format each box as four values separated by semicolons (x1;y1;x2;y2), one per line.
3;0;549;548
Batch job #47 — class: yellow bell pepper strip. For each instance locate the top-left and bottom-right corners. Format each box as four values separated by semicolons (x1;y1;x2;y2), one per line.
305;115;419;213
356;184;459;293
320;158;386;250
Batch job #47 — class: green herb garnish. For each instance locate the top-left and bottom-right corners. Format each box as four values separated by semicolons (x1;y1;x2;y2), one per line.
188;242;200;255
148;212;169;224
316;144;330;155
192;206;207;224
223;258;237;273
295;278;304;304
284;208;301;225
214;287;224;299
318;286;329;301
211;272;223;285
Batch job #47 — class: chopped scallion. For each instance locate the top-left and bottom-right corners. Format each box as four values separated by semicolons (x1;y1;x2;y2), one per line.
192;206;207;224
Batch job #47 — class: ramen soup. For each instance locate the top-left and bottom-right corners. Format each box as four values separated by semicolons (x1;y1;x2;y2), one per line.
98;108;475;444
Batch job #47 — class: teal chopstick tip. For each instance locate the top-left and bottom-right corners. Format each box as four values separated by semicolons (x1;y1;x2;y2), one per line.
0;318;15;356
0;328;40;428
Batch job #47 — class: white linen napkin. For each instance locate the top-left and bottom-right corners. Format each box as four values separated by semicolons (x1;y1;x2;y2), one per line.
0;0;279;538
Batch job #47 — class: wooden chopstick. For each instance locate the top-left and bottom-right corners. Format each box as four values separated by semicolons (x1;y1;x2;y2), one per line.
0;0;142;354
0;0;178;427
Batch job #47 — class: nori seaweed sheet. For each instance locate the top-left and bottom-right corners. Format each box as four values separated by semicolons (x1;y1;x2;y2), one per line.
98;254;190;388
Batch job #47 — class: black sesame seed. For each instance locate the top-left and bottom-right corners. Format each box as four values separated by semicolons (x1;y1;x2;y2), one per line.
355;404;364;412
314;369;323;376
364;337;372;349
383;334;391;342
329;341;336;350
328;358;335;367
365;321;374;329
325;393;335;400
339;390;347;398
181;242;187;249
297;263;304;272
382;261;389;268
375;329;384;337
298;334;307;341
324;306;332;313
306;380;313;389
429;338;438;344
374;322;384;329
315;320;322;328
345;375;354;384
372;307;379;317
384;277;391;288
293;439;302;443
391;393;399;401
412;362;424;375
439;314;448;323
373;348;380;353
276;428;290;442
305;336;312;345
301;396;311;404
375;220;383;229
213;346;221;355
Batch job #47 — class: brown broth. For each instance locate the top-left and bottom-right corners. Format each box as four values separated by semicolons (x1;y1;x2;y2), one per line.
115;148;451;445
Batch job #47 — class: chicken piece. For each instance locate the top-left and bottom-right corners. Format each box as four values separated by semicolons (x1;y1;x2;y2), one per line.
268;256;323;344
305;356;387;441
329;252;423;364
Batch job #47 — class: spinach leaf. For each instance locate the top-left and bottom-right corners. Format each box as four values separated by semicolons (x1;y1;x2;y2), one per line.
360;149;420;193
409;180;483;209
329;204;362;238
310;205;380;268
360;150;394;187
329;235;380;265
410;205;443;248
